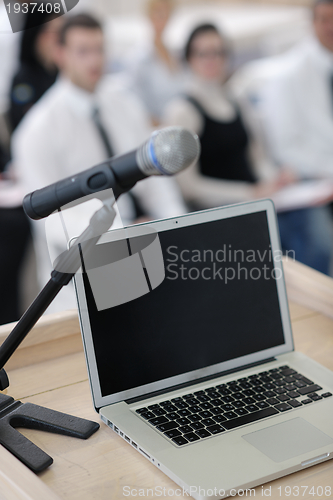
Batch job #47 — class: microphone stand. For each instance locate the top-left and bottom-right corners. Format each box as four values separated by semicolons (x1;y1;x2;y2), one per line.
0;195;118;473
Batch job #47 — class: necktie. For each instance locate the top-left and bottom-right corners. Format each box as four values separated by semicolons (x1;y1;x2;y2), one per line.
91;106;144;218
92;106;114;158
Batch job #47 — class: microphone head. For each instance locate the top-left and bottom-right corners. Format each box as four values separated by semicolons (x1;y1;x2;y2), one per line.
137;126;201;176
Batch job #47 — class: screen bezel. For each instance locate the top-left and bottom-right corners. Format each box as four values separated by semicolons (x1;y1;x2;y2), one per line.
73;199;294;411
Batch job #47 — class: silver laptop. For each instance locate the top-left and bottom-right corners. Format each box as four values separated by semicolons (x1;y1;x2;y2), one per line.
73;199;333;500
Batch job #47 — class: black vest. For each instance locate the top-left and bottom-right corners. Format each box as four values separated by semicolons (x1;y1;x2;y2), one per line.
187;96;256;183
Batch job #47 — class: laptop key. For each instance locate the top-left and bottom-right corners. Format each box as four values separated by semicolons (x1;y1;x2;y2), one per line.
174;401;189;409
284;376;296;383
285;384;297;391
156;421;179;432
163;405;178;413
234;401;246;409
196;394;211;403
233;392;244;400
274;403;292;412
298;385;322;395
206;424;225;435
266;398;279;405
243;389;256;397
188;414;201;422
190;406;202;413
172;436;188;446
256;401;269;409
280;368;297;376
210;398;223;407
201;418;216;427
136;407;148;414
149;416;169;426
210;407;224;415
140;411;155;420
235;408;249;416
148;404;160;410
185;398;198;406
287;391;300;399
195;429;212;439
166;412;179;420
274;387;287;394
191;422;205;430
183;432;200;443
177;409;192;417
224;411;238;419
288;399;302;408
179;425;193;434
322;392;333;398
176;417;191;426
213;415;227;423
277;395;290;402
243;397;255;404
294;381;306;388
199;402;213;410
183;394;195;399
152;408;167;416
300;377;314;385
263;391;276;398
253;394;266;401
221;404;234;412
221;396;235;404
198;410;213;419
245;404;259;412
301;399;313;404
308;393;322;401
164;429;182;439
223;408;279;430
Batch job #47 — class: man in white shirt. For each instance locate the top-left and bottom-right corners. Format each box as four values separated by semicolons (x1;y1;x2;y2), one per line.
12;13;186;312
263;0;333;275
265;0;333;179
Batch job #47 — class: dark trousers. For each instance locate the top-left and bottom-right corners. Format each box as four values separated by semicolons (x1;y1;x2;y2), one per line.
0;207;31;325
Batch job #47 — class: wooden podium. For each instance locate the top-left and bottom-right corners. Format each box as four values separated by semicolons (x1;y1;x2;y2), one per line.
0;258;333;500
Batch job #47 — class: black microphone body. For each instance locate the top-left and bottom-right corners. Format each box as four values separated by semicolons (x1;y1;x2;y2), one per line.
23;127;200;221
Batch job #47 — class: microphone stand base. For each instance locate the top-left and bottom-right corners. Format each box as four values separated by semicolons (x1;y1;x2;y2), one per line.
0;392;100;473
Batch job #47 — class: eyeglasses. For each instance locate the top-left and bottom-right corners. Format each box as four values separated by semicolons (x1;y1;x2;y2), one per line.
190;49;229;60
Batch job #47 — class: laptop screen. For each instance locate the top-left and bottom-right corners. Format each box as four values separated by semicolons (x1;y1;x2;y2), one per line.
81;209;285;400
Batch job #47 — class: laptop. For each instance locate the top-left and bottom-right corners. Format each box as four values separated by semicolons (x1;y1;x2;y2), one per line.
73;199;333;500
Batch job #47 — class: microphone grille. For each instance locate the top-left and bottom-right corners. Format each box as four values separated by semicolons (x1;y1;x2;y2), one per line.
137;127;201;176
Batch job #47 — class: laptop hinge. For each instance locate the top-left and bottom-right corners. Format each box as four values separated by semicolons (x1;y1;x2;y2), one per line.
125;357;276;406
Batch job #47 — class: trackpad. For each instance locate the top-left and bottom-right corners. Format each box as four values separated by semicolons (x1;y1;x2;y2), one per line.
242;417;333;463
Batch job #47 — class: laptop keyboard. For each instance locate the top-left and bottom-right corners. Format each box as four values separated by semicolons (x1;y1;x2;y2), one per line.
135;365;332;446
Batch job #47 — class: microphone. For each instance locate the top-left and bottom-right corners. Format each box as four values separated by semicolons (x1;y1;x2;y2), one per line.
23;126;200;221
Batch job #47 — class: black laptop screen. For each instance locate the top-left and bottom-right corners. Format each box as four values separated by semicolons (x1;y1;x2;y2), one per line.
82;211;285;398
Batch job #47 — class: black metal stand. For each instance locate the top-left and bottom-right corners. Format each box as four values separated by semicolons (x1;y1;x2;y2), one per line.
0;198;117;472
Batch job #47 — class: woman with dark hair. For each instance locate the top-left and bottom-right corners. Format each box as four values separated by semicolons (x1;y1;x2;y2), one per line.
9;8;62;130
164;23;287;208
163;23;332;274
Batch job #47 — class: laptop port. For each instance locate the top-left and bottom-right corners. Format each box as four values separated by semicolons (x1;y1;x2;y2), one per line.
132;441;138;449
139;448;151;459
114;426;119;433
125;435;130;443
120;431;124;437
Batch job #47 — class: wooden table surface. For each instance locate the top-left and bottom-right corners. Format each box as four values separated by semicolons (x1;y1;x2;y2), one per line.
1;260;333;500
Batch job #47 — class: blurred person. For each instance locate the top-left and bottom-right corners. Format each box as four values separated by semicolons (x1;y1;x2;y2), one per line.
0;145;30;325
12;13;186;313
164;23;332;274
9;7;63;131
0;1;21;115
264;0;333;180
164;24;288;208
127;0;187;125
